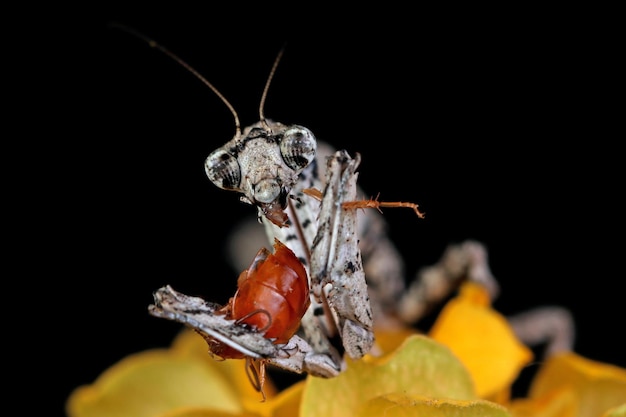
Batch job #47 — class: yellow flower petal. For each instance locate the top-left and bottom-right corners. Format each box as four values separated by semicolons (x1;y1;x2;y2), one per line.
171;330;277;401
66;329;274;417
368;326;421;360
357;393;512;417
429;282;533;399
66;350;243;417
509;352;626;417
507;387;577;417
264;380;305;417
160;408;258;417
301;335;476;417
602;403;626;417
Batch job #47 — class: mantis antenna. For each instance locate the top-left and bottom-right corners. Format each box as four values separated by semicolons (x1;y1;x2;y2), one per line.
109;22;242;138
258;45;286;130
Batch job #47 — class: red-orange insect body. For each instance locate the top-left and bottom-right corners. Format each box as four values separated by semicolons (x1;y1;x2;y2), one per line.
210;238;310;361
233;238;310;342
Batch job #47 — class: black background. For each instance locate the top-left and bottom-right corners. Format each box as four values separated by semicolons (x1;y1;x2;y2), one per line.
23;8;622;415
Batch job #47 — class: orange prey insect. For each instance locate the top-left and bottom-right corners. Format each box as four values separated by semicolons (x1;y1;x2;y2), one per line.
202;237;310;400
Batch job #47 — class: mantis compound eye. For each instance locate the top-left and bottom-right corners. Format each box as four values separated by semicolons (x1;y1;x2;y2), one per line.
205;149;242;191
280;126;316;172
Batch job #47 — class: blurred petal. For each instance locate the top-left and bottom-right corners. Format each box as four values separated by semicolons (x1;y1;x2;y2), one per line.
357;394;512;417
66;350;243;417
263;381;305;417
601;403;626;417
301;335;476;417
160;409;258;417
171;330;276;401
429;282;533;399
507;387;576;417
509;352;626;417
66;330;273;417
162;379;304;417
368;326;421;360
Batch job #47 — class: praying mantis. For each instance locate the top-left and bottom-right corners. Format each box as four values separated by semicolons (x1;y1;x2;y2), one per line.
113;25;574;399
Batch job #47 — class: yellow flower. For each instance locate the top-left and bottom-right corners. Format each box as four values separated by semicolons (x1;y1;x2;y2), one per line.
67;329;510;417
66;282;625;417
